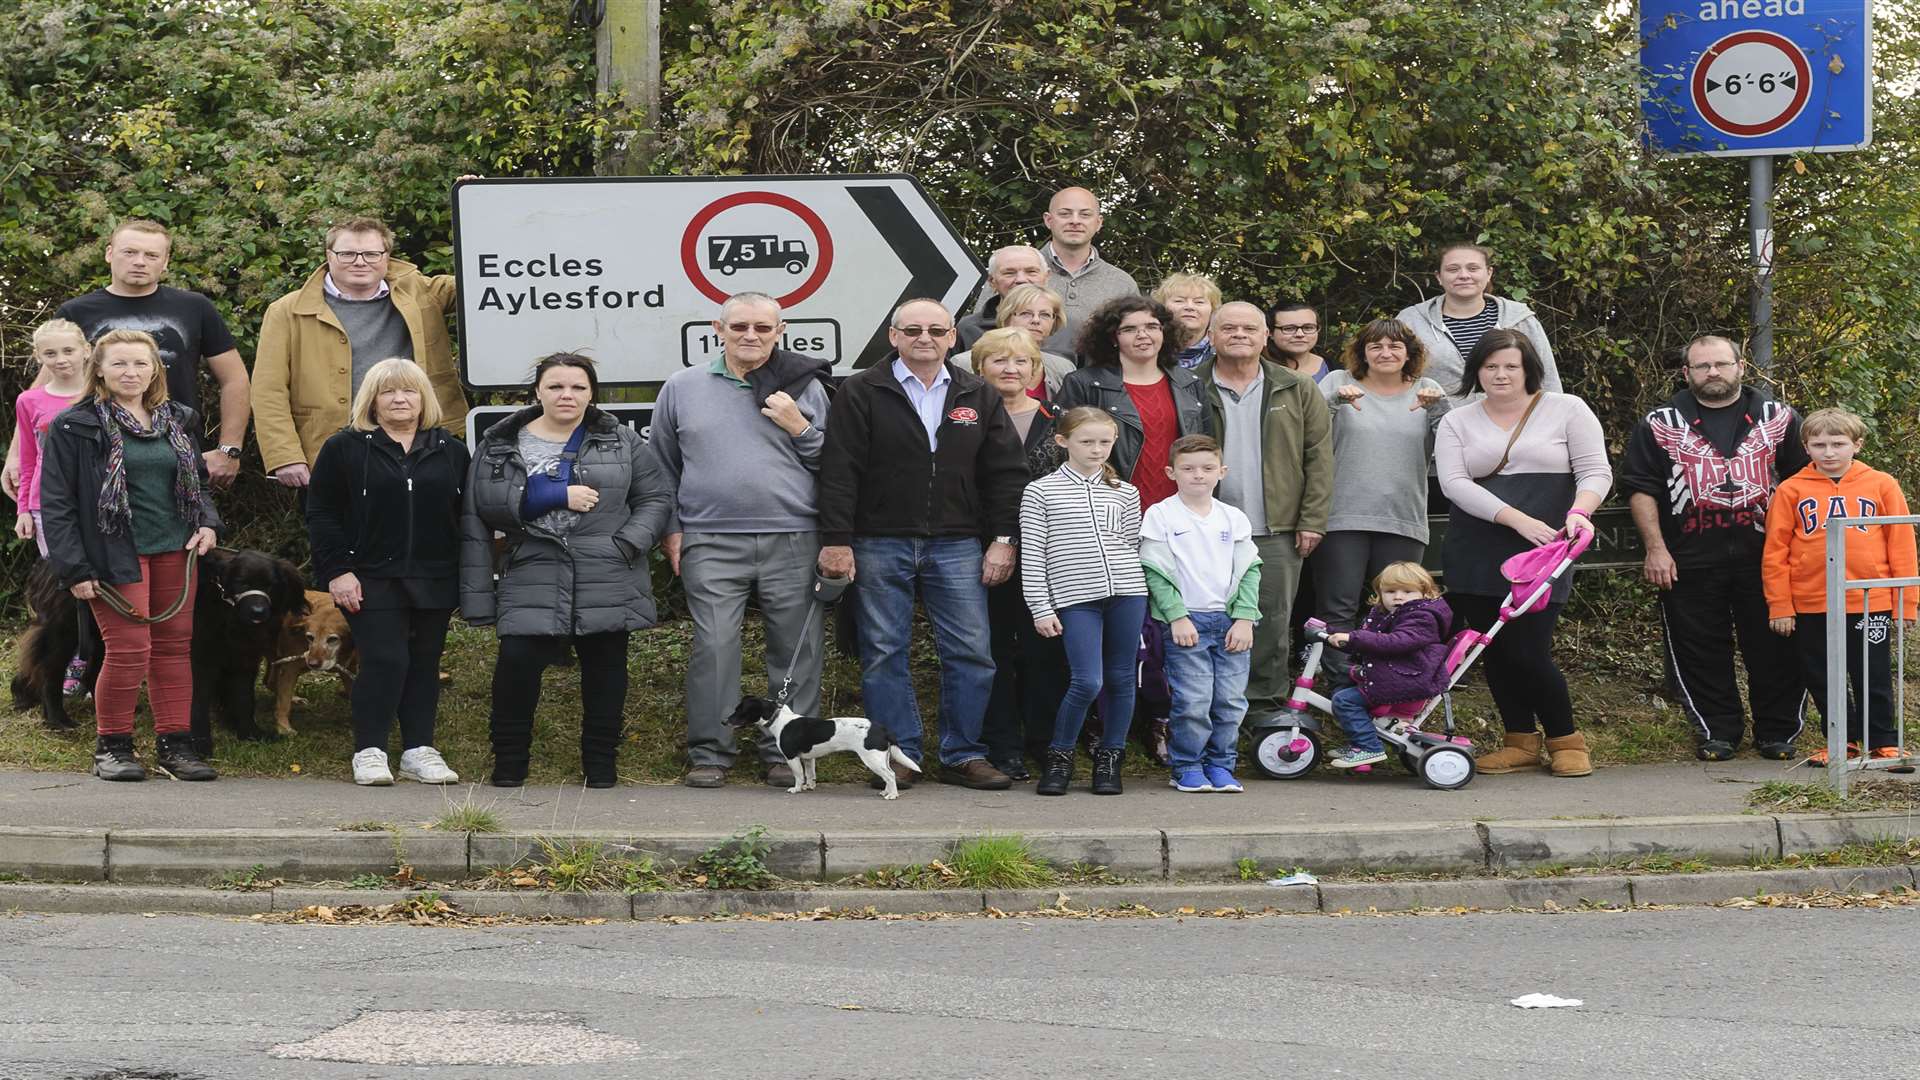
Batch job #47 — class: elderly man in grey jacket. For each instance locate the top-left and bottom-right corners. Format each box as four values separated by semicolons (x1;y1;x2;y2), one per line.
652;292;834;789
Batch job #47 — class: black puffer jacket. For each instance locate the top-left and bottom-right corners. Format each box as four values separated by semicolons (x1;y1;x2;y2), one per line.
459;406;672;636
38;402;222;588
306;425;469;587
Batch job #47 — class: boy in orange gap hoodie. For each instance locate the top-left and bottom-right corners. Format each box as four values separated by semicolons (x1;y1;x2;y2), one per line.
1763;408;1919;766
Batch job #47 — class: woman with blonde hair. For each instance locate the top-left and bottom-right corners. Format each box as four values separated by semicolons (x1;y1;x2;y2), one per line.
307;358;470;785
954;285;1077;397
39;329;220;782
971;328;1067;779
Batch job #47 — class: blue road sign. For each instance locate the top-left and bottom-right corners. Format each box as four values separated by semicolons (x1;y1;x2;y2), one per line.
1641;0;1873;156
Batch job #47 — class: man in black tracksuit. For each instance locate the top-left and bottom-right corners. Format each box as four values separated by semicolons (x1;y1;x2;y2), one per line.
1619;335;1809;760
818;298;1029;790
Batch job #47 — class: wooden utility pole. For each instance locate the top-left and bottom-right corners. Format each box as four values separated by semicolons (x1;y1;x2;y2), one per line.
594;0;662;176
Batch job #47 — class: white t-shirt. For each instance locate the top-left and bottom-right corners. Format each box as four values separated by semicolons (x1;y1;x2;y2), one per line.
1141;497;1252;613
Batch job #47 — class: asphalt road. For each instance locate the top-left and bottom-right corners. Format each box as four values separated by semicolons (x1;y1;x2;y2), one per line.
3;905;1917;1080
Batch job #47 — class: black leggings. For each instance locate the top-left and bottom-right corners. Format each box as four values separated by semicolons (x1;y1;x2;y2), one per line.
490;631;630;764
1449;594;1576;738
344;606;454;753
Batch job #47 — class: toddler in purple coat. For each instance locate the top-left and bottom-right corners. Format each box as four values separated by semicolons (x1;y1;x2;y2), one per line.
1326;562;1453;769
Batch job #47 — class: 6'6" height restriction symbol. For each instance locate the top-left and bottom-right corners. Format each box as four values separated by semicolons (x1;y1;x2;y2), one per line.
1691;29;1813;138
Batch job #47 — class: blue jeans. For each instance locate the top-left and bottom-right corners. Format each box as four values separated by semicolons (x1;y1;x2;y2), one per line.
1161;611;1251;771
1331;685;1383;752
851;536;994;767
1054;595;1148;751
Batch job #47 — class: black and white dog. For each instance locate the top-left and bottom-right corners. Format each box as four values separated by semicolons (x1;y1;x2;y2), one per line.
727;696;921;799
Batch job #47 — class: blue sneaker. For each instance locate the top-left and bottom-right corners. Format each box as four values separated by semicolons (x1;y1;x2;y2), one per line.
1169;768;1214;792
1329;747;1387;770
1203;766;1243;793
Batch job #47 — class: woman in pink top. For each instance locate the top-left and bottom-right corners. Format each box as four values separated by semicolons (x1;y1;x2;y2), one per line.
11;320;90;557
1435;329;1611;779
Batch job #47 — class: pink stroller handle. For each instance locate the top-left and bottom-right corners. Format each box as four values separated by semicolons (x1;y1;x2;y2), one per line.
1563;526;1596;559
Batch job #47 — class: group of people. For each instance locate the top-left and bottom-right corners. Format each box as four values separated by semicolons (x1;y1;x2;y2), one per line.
8;185;1909;792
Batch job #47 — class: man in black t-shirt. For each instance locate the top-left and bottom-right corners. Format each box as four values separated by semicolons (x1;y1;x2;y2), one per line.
55;220;250;486
1620;335;1808;762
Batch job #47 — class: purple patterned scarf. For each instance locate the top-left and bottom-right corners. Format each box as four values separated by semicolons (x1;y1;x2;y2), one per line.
93;399;207;536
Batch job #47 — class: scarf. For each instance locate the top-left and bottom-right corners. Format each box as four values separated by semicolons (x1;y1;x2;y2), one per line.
94;399;206;536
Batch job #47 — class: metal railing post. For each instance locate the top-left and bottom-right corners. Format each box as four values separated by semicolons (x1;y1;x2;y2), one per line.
1825;517;1850;797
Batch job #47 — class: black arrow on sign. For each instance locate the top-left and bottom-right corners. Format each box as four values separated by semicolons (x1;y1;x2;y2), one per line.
1706;77;1721;92
847;185;964;369
1782;73;1796;89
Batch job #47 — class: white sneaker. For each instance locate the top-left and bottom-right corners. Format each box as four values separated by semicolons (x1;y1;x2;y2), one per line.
352;748;394;786
398;746;459;785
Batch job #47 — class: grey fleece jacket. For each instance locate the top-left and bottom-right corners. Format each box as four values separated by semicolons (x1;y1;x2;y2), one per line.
649;359;829;534
1395;295;1562;405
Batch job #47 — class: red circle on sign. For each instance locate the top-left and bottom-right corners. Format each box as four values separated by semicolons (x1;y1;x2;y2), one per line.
679;191;835;307
1691;30;1812;138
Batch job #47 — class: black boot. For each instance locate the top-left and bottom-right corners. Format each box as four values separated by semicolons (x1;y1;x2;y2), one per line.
1035;748;1074;796
93;735;147;782
580;721;622;789
1091;747;1124;795
154;733;218;781
490;715;532;787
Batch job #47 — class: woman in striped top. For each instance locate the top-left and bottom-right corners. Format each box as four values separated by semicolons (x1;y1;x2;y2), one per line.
1019;407;1147;797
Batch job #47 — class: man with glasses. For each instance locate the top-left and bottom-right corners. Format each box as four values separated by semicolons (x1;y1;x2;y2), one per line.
254;215;468;487
1041;187;1140;348
956;244;1072;356
818;298;1028;790
39;219;251;489
651;292;832;790
1620;334;1809;761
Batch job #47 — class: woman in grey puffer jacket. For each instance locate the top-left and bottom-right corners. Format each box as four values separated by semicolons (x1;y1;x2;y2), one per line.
460;353;672;788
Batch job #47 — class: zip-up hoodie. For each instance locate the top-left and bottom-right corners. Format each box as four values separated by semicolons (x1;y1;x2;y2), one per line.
1395;294;1561;404
817;357;1027;547
306;425;468;586
1018;465;1146;620
1619;385;1805;568
1763;462;1918;618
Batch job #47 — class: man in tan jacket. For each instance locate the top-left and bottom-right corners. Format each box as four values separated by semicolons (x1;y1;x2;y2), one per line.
254;216;468;485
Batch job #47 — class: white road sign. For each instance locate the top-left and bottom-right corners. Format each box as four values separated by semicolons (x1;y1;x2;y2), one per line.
1691;30;1813;138
452;176;983;389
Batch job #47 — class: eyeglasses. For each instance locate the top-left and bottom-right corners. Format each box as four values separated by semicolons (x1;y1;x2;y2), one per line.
1117;324;1162;337
1688;361;1739;373
893;325;953;339
726;322;779;335
329;249;388;263
1273;323;1319;335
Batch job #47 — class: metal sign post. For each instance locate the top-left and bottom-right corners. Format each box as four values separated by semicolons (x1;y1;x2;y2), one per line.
1640;1;1873;366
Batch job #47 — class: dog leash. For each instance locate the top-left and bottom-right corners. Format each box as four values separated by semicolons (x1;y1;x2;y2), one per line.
774;599;816;707
92;547;199;626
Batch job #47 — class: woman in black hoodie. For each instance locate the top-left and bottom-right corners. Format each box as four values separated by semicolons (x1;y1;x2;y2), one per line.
307;358;470;787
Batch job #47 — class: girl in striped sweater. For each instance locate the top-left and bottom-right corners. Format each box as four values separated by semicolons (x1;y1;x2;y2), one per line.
1020;407;1147;797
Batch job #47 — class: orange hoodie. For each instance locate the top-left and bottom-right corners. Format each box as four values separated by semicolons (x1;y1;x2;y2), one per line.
1762;463;1919;618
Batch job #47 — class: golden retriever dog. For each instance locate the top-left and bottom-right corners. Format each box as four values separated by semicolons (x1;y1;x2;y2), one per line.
267;590;358;735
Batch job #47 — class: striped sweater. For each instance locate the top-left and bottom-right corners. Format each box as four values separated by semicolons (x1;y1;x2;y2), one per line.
1019;465;1147;620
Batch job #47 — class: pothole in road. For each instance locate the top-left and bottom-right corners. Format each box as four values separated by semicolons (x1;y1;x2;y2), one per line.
268;1010;648;1066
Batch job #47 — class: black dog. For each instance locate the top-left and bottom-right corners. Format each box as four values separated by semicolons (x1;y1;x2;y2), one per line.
10;561;100;730
8;550;304;751
188;548;307;756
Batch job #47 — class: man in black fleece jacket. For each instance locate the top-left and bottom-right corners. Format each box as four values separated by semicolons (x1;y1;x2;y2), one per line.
818;298;1027;789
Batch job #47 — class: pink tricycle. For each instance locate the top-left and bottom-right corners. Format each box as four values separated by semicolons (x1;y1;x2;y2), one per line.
1247;530;1595;791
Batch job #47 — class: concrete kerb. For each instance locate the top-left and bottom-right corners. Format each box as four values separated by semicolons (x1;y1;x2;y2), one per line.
820;829;1166;879
1483;815;1780;870
0;826;108;882
1165;822;1486;876
1628;866;1918;906
467;831;826;880
106;828;470;885
1775;811;1920;855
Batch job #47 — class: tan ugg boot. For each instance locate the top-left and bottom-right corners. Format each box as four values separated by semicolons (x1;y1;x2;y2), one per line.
1545;732;1593;777
1475;732;1546;774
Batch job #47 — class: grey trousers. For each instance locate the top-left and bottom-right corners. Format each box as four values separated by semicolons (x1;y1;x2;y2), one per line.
1247;532;1304;714
1311;530;1428;690
682;531;824;768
